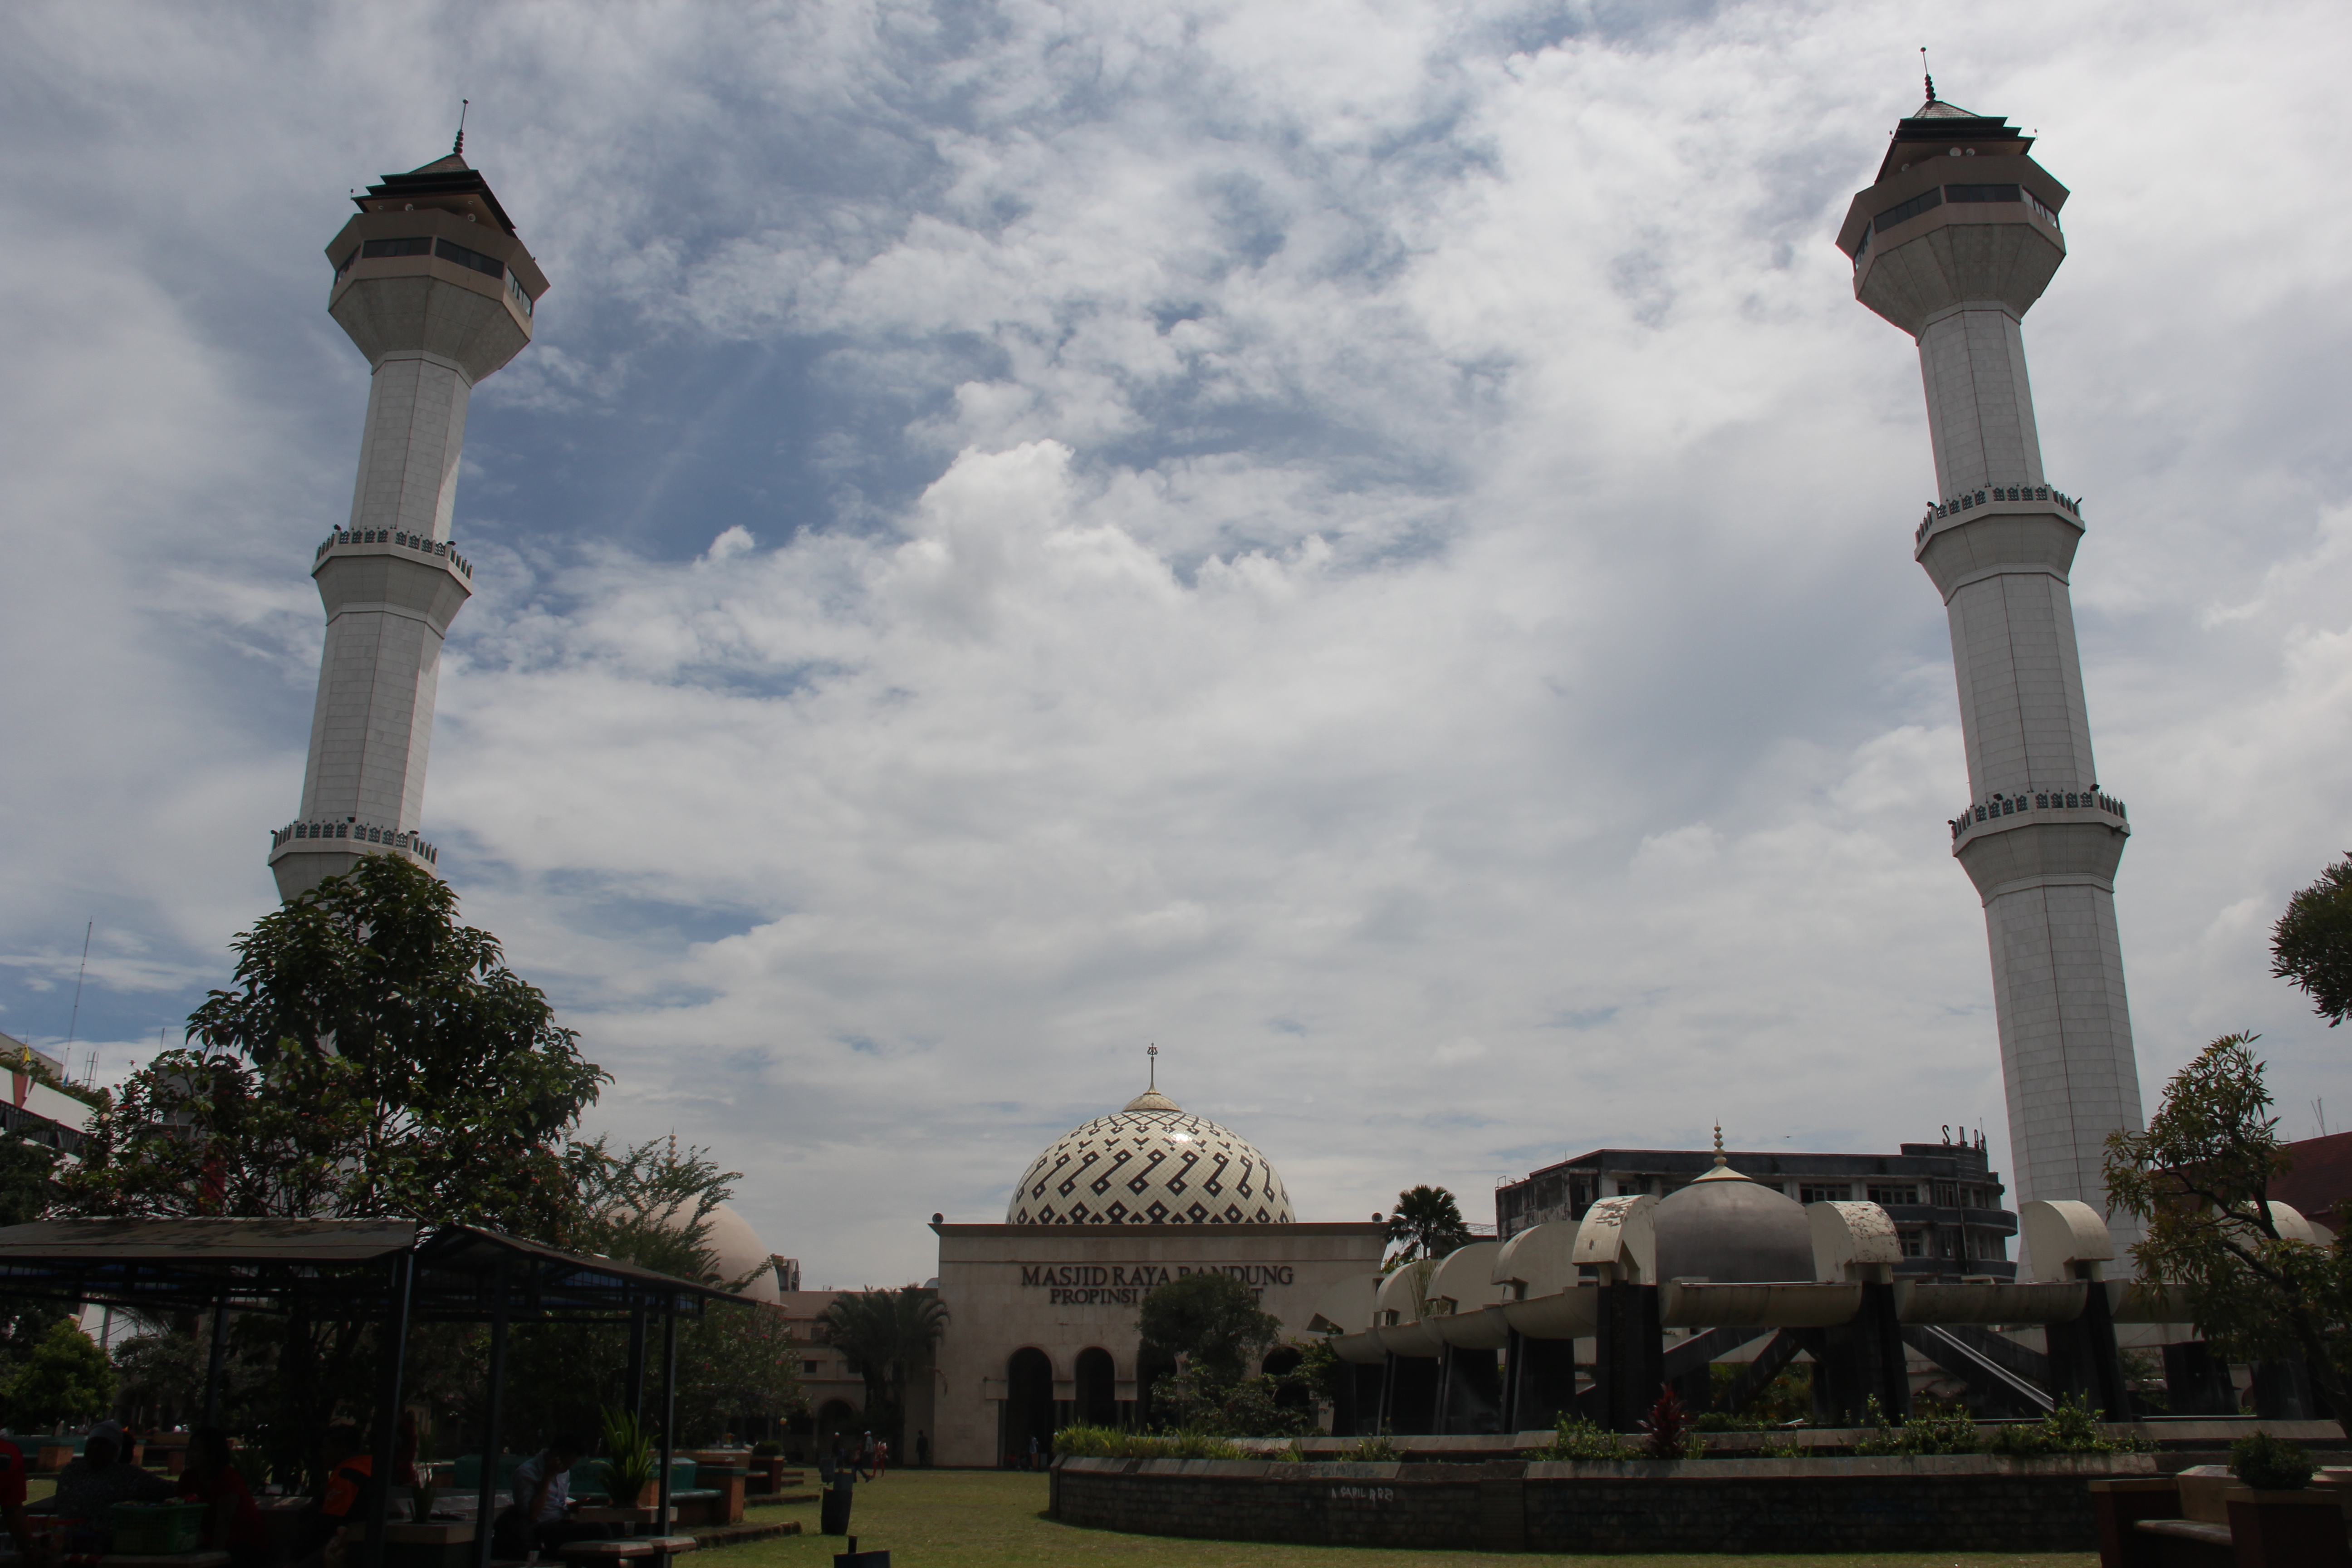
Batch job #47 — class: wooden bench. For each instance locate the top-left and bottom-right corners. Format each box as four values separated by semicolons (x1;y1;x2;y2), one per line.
553;1536;696;1567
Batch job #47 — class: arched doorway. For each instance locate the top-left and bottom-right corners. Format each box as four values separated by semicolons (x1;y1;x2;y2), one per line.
1073;1347;1117;1428
1002;1347;1055;1468
814;1398;858;1455
1262;1346;1311;1414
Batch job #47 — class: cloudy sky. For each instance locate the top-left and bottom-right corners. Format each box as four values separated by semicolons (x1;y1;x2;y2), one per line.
3;0;2348;1287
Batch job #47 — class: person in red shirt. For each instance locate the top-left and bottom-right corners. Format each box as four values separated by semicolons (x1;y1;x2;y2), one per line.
176;1426;271;1568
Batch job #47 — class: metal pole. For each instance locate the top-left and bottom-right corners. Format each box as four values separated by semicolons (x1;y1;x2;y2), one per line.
626;1303;647;1426
364;1252;416;1568
474;1254;511;1568
202;1299;232;1426
654;1305;678;1566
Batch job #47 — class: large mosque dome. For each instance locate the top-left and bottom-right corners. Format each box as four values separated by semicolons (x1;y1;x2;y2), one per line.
1008;1084;1295;1225
1652;1149;1815;1284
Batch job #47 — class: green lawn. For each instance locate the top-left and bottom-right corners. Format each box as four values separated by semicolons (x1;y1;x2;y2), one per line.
724;1469;2099;1567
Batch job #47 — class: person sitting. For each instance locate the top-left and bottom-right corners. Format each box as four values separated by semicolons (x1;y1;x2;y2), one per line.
291;1423;375;1567
52;1424;174;1550
493;1437;604;1559
176;1426;272;1568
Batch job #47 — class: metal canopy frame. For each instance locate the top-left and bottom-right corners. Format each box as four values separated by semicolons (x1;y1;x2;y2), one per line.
0;1219;759;1568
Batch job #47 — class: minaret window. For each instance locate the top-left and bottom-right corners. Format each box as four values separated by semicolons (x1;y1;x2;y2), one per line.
432;237;506;279
360;236;431;260
1872;186;1943;233
1943;183;2021;205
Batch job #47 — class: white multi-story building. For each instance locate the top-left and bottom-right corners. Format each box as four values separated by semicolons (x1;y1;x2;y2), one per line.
1838;89;2143;1231
267;143;549;900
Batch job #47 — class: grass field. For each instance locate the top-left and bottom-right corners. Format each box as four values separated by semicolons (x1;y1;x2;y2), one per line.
727;1469;2101;1567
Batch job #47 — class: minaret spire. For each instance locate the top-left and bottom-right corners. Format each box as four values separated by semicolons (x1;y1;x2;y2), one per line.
269;149;547;898
1839;102;2143;1251
453;98;469;157
1147;1043;1158;1091
1920;46;1935;104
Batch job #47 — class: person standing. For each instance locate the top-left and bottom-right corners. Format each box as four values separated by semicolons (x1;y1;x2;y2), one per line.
914;1431;929;1470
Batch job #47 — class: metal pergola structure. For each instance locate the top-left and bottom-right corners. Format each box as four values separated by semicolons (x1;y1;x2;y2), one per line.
0;1218;762;1568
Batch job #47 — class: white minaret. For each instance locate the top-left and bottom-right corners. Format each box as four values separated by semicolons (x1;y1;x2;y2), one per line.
1838;88;2143;1234
268;140;548;900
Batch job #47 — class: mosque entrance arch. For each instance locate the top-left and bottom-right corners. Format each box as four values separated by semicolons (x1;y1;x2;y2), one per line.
1133;1341;1179;1430
1073;1347;1118;1428
1002;1347;1055;1467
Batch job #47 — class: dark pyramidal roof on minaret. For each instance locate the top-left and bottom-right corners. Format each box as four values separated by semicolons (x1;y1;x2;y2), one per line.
1873;93;2032;183
355;152;520;235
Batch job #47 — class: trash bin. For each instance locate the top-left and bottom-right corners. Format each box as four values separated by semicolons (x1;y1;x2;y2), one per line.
818;1486;851;1536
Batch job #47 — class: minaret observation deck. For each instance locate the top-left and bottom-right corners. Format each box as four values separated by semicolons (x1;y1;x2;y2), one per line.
1838;97;2143;1233
269;148;549;899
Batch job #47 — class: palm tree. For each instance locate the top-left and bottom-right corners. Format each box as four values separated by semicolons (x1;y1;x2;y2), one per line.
816;1286;949;1442
1385;1185;1471;1264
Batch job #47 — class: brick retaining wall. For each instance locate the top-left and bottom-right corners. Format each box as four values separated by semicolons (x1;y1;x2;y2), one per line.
1052;1453;2157;1554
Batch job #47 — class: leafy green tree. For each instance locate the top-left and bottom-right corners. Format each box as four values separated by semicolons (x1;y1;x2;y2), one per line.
1385;1185;1471;1265
5;1317;115;1429
1137;1270;1281;1387
2275;853;2352;1027
2104;1034;2352;1434
0;1129;62;1361
817;1287;947;1447
64;857;606;1235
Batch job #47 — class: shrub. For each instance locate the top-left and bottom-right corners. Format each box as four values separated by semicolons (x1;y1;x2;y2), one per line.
1337;1432;1400;1461
1051;1425;1246;1460
1530;1415;1633;1461
750;1440;783;1457
1981;1395;2151;1457
1853;1397;1979;1456
2230;1430;2315;1491
1637;1387;1705;1460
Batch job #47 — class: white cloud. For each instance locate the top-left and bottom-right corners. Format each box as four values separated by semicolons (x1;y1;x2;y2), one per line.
5;0;2352;1281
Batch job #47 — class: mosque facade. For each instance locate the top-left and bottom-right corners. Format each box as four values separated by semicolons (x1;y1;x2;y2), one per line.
926;1079;1382;1468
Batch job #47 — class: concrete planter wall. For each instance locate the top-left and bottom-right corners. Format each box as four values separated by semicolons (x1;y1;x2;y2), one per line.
1052;1451;2157;1555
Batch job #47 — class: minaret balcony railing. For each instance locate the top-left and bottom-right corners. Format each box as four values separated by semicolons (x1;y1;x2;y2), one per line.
314;529;474;579
1949;787;2127;844
1914;484;2083;546
268;818;440;866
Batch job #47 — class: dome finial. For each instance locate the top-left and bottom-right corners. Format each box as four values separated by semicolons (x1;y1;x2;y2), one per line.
1713;1122;1727;1167
1148;1042;1157;1092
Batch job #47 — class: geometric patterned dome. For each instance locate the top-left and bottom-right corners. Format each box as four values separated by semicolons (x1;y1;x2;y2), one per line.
1007;1081;1295;1226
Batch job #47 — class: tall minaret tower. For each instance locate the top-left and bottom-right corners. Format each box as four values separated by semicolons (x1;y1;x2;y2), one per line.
1838;89;2142;1230
267;142;548;900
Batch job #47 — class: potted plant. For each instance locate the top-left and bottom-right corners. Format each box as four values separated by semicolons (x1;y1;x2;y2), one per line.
599;1408;661;1521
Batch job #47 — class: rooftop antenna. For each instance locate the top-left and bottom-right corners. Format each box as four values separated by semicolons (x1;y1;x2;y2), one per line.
64;921;92;1049
1147;1043;1158;1091
454;98;469;157
1920;46;1936;104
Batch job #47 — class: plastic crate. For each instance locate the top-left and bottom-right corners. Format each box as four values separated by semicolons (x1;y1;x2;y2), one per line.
110;1500;207;1555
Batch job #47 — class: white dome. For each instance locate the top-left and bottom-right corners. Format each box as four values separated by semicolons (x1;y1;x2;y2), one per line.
1008;1086;1295;1225
640;1200;779;1303
702;1202;781;1303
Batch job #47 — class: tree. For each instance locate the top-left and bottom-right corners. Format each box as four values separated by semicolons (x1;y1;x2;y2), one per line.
2104;1034;2352;1434
1137;1271;1281;1387
1385;1185;1471;1266
4;1317;115;1430
64;857;606;1235
2275;853;2352;1027
817;1287;947;1446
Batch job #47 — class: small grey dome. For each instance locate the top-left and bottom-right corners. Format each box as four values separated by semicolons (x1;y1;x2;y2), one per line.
1653;1157;1814;1283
